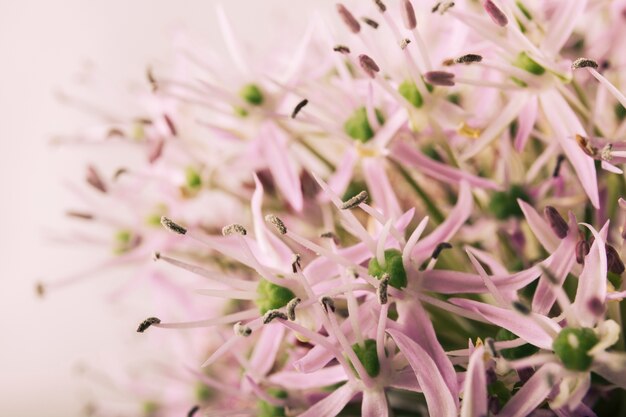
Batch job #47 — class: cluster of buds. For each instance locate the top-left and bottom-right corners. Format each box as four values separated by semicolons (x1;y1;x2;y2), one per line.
46;1;626;416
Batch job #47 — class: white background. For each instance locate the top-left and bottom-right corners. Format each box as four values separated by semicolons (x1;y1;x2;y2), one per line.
0;1;332;415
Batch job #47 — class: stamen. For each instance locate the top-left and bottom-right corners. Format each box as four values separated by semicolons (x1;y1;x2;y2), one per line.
552;154;566;177
432;1;455;14
286;297;302;321
575;239;590;264
113;168;127;180
377;274;389;305
291;99;308;119
265;214;287;235
291;253;302;273
424;71;455;86
399;38;411;50
511;301;531;315
152;251;161;261
222;223;247;236
601;144;613;162
606;244;625;274
163;114;177;136
373;0;386;13
358;54;380;79
187;405;200;417
431;242;452;259
66;211;93;220
572;57;599;70
362;17;379;29
233;321;252;337
35;282;46;298
341;190;369;209
485;337;499;357
86;165;107;193
320;231;339;242
262;309;288;324
337;4;361;33
543;206;569;239
401;0;417;29
320;296;336;313
575;134;597;157
146;67;157;91
137;317;161;333
483;0;508;27
333;45;351;54
455;54;483;64
160;216;187;235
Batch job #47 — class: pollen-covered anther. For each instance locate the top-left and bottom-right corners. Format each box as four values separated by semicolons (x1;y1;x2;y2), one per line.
431;242;452;259
160;216;187;235
575;239;590;265
286;297;302;321
483;0;508;27
137;317;161;333
35;282;46;298
291;99;308;119
262;309;288;324
544;206;569;239
320;296;336;313
152;251;161;262
432;1;455;14
552;154;566;177
358;54;380;79
222;223;248;236
66;210;94;220
374;0;386;13
572;57;599;70
320;231;339;242
233;321;252;337
485;337;499;357
401;0;417;29
455;54;483;64
333;45;351;54
424;71;455;86
399;38;411;50
362;17;379;29
337;4;361;33
377;274;390;305
146;67;158;91
291;253;302;273
341;190;369;209
86;165;107;193
601;144;613;161
575;134;597;157
512;301;531;315
265;214;287;235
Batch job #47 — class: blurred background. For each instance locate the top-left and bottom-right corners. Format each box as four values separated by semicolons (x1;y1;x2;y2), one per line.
0;1;331;415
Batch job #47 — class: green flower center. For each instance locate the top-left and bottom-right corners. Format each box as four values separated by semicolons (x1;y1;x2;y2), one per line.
368;249;407;289
350;339;380;378
257;389;287;417
240;83;264;106
344;107;385;143
552;327;599;371
185;166;202;190
256;278;296;314
398;80;424;108
488;184;531;220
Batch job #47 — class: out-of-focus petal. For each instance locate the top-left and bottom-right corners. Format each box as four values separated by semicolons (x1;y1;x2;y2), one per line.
460;346;487;417
499;363;562;417
298;382;359;417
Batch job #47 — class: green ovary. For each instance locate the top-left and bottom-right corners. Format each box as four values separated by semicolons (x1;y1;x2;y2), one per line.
256;278;295;314
368;249;407;289
552;327;599;371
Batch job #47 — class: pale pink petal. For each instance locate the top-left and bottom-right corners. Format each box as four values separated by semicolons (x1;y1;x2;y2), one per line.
539;91;599;208
391;141;502;190
449;299;558;349
362;389;389;417
573;222;608;327
389;368;421;392
518;199;559;252
298;382;359;417
387;329;457;417
262;121;303;211
411;180;473;264
499;363;562;417
269;366;348;390
514;96;538;152
592;351;626;389
325;148;358;200
362;157;402;219
249;323;286;377
460;346;487;417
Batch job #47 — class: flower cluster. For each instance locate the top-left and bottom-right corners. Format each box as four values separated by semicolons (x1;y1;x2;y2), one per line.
46;1;626;416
